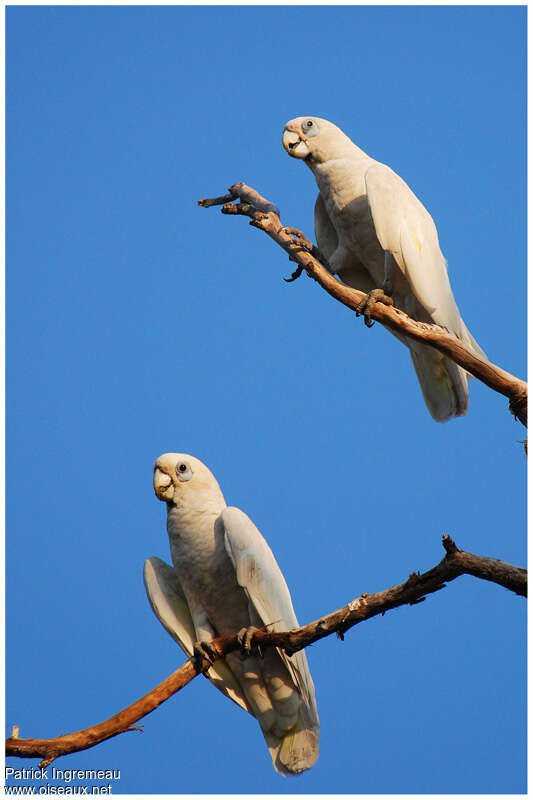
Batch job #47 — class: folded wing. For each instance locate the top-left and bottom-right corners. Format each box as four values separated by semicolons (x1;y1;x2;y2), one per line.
143;556;251;712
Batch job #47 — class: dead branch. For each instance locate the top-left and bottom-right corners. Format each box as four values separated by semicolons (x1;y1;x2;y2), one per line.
5;663;199;768
199;183;527;428
6;535;525;767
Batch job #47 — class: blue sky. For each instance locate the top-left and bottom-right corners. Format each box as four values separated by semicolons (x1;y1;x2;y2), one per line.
6;5;526;795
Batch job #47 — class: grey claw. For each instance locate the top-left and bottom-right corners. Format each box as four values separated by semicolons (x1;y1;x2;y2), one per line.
356;288;394;327
237;626;262;658
193;641;217;670
284;264;304;282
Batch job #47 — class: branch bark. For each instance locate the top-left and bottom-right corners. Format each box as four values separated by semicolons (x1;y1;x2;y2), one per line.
199;183;527;428
6;535;525;768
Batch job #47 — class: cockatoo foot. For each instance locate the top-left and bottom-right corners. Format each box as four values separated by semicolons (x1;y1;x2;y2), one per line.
237;626;263;658
284;264;304;283
192;640;218;671
281;227;329;282
355;289;394;328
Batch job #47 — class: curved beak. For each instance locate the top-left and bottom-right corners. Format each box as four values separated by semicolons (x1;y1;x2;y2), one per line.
282;129;310;159
154;467;174;501
282;129;300;153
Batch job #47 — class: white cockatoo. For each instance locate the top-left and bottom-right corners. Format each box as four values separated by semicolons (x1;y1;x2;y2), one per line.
282;116;486;422
144;453;319;775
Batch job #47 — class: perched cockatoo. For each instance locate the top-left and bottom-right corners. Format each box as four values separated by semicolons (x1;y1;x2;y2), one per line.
282;116;486;422
144;453;319;775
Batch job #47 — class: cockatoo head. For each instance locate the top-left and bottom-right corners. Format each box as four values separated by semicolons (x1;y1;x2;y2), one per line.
153;452;226;512
282;117;355;164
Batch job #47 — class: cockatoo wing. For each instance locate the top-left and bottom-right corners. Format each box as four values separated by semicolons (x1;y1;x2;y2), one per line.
143;556;251;713
220;507;319;721
221;507;319;774
364;163;462;332
364;163;487;419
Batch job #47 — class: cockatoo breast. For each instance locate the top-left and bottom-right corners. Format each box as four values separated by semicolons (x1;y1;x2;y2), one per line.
167;507;251;637
313;158;386;279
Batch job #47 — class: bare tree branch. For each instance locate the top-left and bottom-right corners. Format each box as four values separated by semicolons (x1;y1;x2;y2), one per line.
6;535;525;768
199;183;527;428
5;663;199;768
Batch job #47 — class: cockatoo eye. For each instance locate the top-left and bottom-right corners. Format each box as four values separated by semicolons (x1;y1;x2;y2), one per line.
176;463;192;481
303;119;318;137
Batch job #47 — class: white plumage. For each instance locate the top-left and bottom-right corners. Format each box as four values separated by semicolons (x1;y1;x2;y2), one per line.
282;116;486;421
144;452;319;775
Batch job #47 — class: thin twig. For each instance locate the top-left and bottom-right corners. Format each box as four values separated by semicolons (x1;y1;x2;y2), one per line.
6;535;525;767
198;183;527;427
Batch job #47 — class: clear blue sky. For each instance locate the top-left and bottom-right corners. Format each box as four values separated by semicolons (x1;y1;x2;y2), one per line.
6;5;526;795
